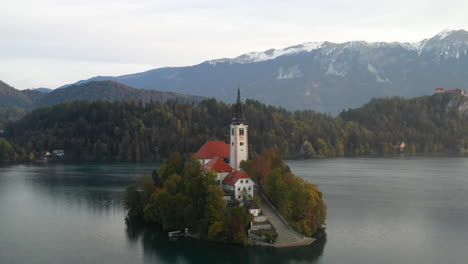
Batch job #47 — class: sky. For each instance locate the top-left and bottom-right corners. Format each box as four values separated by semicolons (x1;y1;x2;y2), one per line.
2;0;468;90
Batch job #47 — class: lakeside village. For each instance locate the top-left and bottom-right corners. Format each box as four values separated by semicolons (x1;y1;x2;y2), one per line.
125;89;325;247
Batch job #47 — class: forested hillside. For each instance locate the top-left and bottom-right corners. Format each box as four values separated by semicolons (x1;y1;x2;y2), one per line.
340;92;468;152
0;80;34;108
3;99;372;161
0;107;26;129
2;92;468;163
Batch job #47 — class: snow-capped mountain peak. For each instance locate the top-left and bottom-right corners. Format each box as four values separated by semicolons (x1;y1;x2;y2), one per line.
434;29;455;40
207;30;468;65
208;42;325;64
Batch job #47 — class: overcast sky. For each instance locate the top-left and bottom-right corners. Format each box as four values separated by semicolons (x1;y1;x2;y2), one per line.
2;0;468;89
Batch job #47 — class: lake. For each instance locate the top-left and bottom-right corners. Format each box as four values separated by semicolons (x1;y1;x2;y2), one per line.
0;157;467;264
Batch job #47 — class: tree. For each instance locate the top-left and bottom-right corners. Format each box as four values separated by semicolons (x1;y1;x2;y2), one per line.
124;184;143;219
304;141;316;158
0;138;16;163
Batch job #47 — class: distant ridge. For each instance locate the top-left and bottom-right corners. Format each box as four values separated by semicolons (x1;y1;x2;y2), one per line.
0;80;205;109
34;88;53;93
59;29;468;113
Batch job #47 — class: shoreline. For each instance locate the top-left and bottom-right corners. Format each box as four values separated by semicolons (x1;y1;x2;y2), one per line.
2;151;468;166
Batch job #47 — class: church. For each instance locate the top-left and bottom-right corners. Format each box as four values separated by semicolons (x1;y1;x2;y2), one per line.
194;89;255;201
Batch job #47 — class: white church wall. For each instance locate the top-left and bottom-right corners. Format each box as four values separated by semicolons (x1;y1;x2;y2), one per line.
229;123;249;170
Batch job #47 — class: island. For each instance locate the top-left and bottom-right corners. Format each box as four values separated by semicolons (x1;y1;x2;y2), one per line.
124;90;327;246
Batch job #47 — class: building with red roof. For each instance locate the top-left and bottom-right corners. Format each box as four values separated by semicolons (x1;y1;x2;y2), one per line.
222;170;254;200
434;88;466;96
201;157;233;183
194;141;230;165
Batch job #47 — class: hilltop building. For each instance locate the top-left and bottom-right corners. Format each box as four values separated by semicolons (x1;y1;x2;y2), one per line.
434;88;466;96
194;88;254;201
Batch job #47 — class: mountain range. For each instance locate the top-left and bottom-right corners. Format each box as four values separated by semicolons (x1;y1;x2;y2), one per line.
59;29;468;113
0;80;205;109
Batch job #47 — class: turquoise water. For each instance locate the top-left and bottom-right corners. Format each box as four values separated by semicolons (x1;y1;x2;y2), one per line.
0;157;467;263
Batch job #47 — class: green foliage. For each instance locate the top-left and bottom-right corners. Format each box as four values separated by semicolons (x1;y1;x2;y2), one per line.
158;152;184;185
340;94;468;153
123;175;156;219
304;141;316;158
0;106;27;129
124;184;143;219
0;138;17;163
244;148;327;236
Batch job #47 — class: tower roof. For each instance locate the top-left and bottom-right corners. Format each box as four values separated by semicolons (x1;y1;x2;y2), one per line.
232;87;246;125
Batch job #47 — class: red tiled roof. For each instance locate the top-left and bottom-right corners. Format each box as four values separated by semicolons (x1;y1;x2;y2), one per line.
201;157;233;173
435;88;444;91
222;170;250;185
447;88;462;92
194;141;230;159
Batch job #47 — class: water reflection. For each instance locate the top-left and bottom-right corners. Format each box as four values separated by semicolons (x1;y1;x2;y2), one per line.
125;220;327;264
14;162;158;212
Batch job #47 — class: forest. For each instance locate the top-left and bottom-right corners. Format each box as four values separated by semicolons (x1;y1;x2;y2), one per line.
1;92;468;163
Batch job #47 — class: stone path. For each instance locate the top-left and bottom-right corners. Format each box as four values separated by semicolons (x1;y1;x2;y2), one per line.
258;192;316;247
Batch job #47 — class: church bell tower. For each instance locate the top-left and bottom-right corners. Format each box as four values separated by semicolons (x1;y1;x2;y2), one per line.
229;88;248;170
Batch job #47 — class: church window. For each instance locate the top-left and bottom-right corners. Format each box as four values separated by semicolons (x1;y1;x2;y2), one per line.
232;142;234;146
240;180;243;183
239;128;244;135
246;180;249;184
238;187;240;191
240;142;244;146
248;187;251;191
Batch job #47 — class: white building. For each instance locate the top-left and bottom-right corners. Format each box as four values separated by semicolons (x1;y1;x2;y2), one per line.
222;170;255;201
249;200;261;216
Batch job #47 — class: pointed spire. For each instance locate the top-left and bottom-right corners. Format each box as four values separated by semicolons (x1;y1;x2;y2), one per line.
232;85;246;125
